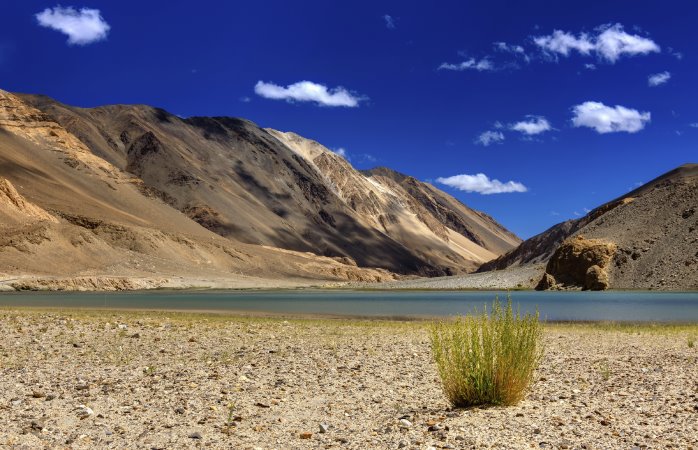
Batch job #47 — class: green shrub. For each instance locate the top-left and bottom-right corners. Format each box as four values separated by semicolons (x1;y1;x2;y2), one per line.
430;297;543;407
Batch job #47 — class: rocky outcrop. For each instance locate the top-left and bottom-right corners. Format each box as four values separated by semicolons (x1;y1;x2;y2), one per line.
484;163;698;290
536;236;616;291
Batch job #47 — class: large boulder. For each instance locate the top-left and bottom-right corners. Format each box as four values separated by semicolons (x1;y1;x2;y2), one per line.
536;236;616;291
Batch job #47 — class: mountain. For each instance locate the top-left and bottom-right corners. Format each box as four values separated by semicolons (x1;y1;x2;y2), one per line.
0;89;519;288
479;164;698;290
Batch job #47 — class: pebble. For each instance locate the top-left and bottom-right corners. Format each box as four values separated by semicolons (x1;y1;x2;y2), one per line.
399;418;412;428
300;432;313;439
398;440;408;448
188;431;202;439
76;405;94;419
319;423;329;433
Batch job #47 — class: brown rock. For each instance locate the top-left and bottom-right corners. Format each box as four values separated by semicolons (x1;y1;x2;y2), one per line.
541;236;616;290
300;432;313;439
585;265;609;291
535;273;557;291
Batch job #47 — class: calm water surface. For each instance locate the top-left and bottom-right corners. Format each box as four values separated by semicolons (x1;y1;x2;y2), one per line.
1;290;698;322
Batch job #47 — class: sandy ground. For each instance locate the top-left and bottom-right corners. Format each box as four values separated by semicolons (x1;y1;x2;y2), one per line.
0;309;696;449
0;265;544;292
344;265;546;290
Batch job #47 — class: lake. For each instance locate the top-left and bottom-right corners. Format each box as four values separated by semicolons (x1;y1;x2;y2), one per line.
1;290;698;322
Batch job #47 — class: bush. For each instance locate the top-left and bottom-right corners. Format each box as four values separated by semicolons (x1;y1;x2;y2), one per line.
430;296;543;407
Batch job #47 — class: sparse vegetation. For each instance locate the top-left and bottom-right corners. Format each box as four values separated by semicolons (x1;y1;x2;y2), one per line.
689;336;695;348
430;297;543;407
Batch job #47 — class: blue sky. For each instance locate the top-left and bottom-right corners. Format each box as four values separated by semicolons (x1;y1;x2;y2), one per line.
1;1;697;238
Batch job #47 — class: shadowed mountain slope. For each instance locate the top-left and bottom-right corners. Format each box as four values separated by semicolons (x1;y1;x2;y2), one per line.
17;93;519;275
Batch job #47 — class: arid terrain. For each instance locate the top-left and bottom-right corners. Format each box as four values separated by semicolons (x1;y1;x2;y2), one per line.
1;308;696;449
479;164;698;291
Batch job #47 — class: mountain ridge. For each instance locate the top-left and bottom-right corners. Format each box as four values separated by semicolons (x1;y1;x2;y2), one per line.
0;89;520;288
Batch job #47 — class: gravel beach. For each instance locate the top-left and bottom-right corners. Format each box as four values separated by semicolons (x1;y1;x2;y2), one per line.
1;308;696;449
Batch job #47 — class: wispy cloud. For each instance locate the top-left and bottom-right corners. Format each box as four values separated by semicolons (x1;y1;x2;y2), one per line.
511;116;551;135
534;24;660;63
383;15;395;30
438;58;494;72
436;173;527;195
571;101;651;134
690;123;698;128
475;130;505;146
585;63;596;70
254;81;364;107
35;6;110;45
494;41;529;62
333;147;349;160
648;71;671;87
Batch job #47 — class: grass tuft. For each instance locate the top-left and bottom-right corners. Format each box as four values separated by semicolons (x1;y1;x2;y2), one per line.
430;296;543;407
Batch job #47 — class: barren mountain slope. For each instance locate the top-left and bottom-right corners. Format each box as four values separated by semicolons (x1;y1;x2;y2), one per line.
268;130;520;272
480;164;698;290
19;93;519;275
0;90;395;288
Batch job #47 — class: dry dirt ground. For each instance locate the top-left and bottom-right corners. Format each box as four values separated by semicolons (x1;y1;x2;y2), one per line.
0;309;696;449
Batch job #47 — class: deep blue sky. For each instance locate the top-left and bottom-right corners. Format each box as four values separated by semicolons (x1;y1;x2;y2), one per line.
2;1;696;238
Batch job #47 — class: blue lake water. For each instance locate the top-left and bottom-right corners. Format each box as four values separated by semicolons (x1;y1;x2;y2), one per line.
1;290;698;322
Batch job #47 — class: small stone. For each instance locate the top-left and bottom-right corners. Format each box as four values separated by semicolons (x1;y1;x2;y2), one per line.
72;342;82;348
398;440;408;448
428;424;443;432
188;431;202;439
254;402;270;408
105;429;113;436
319;423;329;433
130;333;140;339
30;420;44;431
175;407;185;414
76;405;94;419
31;391;45;398
300;432;313;439
399;419;412;428
533;428;541;434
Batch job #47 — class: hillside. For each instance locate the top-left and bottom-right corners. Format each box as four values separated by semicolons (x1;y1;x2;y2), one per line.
479;164;698;290
0;89;519;288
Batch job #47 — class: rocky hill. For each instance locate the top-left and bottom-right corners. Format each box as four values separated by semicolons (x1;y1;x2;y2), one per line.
479;164;698;290
0;89;519;288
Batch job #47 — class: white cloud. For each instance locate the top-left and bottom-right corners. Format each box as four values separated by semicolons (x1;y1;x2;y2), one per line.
511;116;551;135
35;6;110;45
585;63;596;70
438;58;494;71
333;147;349;160
383;15;395;30
534;30;594;57
690;123;698;128
475;130;505;146
436;173;527;195
648;71;671;87
534;24;659;63
571;101;651;134
494;42;526;54
254;80;363;107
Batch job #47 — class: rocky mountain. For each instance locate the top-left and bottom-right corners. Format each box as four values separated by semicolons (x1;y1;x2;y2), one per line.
0;89;519;288
479;164;698;290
